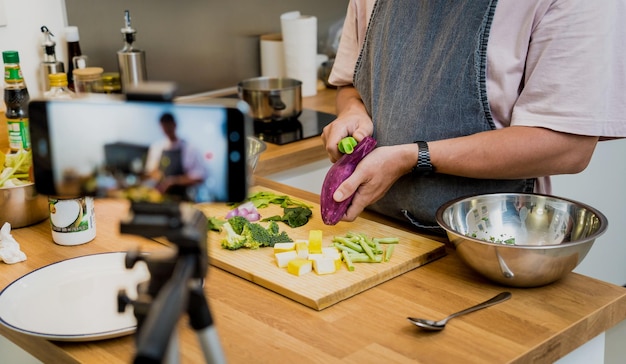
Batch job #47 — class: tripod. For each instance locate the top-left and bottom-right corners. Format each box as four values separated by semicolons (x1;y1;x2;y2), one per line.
117;201;226;364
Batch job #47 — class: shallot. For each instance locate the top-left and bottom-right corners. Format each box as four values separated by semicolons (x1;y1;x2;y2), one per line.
225;201;261;221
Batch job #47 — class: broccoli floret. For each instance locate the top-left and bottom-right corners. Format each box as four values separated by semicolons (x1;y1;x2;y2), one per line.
220;222;247;250
228;215;250;235
267;220;280;235
269;231;292;246
220;219;293;250
240;223;271;249
265;221;292;246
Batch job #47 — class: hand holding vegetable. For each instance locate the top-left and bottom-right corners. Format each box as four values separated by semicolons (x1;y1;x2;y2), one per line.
321;89;374;163
322;142;422;224
320;136;377;225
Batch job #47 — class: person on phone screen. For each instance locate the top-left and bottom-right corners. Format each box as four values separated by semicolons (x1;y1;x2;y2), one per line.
144;112;207;200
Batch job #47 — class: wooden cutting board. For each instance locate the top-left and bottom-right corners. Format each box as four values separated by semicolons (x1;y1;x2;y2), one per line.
197;186;446;310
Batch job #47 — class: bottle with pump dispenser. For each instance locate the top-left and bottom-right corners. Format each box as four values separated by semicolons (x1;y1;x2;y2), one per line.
40;26;65;92
43;72;97;246
117;10;147;92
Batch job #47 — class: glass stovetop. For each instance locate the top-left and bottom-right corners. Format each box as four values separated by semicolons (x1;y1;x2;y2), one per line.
254;109;336;145
218;93;336;145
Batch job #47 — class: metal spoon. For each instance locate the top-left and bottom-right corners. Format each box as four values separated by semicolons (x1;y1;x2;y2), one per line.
407;292;512;331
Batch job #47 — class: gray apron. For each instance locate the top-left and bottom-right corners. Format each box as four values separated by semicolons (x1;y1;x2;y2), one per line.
354;0;534;234
160;148;188;199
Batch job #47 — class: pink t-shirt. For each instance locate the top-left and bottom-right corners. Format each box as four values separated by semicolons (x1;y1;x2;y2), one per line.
330;0;626;138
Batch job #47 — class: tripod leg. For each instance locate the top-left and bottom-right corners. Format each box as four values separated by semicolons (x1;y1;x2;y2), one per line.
188;281;226;364
163;327;180;364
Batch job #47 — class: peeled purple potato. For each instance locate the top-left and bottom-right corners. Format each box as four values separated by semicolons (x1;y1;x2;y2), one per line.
320;136;377;225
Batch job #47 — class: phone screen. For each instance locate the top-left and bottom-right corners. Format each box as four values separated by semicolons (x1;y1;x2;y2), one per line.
29;97;250;203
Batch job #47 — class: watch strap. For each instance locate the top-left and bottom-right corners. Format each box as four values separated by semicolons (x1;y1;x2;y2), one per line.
412;140;434;175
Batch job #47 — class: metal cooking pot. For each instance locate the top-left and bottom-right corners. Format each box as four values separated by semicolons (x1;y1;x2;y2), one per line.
238;77;302;121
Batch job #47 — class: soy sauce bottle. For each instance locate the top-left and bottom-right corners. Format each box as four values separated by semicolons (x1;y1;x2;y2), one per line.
65;26;88;92
3;50;31;151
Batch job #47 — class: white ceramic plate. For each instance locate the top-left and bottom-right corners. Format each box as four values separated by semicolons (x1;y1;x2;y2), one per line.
0;252;150;341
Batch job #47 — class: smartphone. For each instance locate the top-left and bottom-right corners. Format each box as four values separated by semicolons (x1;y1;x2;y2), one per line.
29;96;251;204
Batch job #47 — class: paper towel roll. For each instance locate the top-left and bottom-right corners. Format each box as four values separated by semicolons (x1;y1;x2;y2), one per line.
260;33;286;78
280;11;318;97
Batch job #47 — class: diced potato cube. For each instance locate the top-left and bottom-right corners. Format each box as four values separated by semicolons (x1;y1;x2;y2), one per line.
295;241;309;259
287;258;313;276
308;230;323;254
275;250;298;268
273;242;296;254
307;253;324;261
313;257;336;275
322;247;341;259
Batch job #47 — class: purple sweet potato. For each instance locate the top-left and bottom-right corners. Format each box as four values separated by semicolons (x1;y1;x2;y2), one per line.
320;136;377;225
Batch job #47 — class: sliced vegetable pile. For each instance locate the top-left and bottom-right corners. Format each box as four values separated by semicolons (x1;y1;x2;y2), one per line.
331;232;397;271
0;149;33;187
209;189;400;276
320;136;377;225
273;230;399;276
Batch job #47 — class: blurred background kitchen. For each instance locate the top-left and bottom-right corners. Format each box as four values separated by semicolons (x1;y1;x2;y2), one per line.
1;0;624;284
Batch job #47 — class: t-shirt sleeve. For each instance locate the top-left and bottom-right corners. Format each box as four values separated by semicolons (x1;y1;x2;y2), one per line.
328;0;365;87
511;0;626;138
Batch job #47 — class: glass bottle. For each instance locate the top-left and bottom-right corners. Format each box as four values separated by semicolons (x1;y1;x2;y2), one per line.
73;67;104;94
44;73;74;100
40;26;65;92
102;72;122;94
65;26;88;92
43;72;96;246
2;50;31;151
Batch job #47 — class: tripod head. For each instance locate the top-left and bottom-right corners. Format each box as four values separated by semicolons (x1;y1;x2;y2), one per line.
121;201;208;279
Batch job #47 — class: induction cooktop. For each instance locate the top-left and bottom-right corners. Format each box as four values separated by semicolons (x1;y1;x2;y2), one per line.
254;109;336;145
221;93;336;145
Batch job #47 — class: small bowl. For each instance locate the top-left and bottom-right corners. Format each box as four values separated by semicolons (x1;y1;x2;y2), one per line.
436;193;608;287
247;136;266;172
0;183;49;228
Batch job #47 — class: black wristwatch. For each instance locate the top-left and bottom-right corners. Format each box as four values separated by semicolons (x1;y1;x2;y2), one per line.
412;141;434;175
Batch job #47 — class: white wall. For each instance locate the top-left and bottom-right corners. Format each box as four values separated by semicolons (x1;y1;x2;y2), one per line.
1;2;68;362
555;139;626;286
0;0;68;99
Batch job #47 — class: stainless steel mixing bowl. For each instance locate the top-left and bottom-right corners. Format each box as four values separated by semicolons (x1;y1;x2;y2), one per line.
247;136;266;172
0;183;49;228
436;193;608;287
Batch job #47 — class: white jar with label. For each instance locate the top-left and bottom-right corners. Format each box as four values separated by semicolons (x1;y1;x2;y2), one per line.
49;197;96;246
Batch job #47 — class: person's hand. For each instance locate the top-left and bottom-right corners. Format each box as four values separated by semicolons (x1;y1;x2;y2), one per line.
321;86;374;162
322;110;373;163
331;144;416;222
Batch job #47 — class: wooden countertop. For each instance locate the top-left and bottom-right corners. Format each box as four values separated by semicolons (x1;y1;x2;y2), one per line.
1;178;625;364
